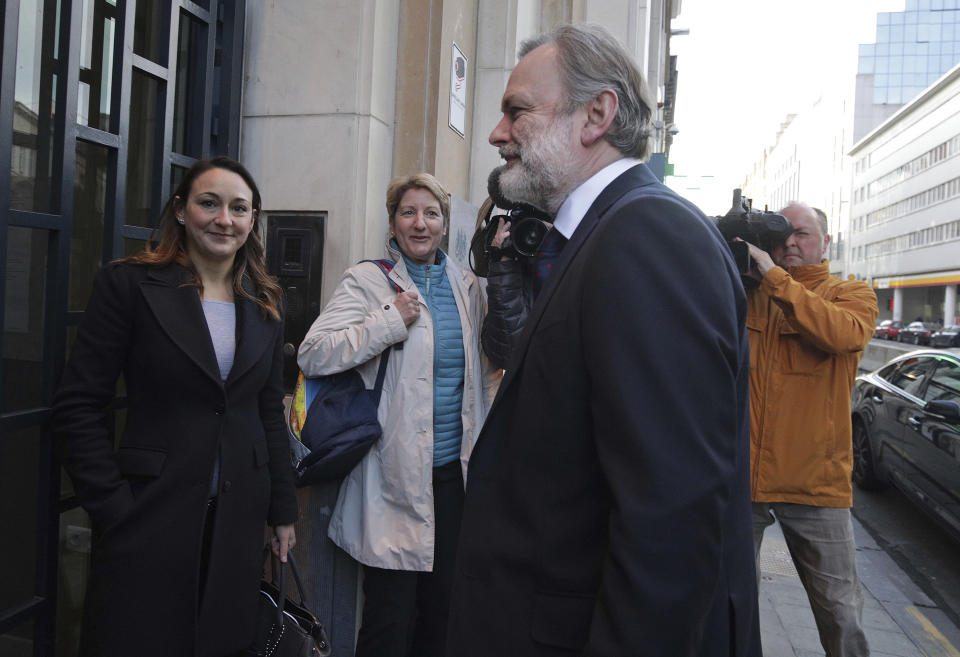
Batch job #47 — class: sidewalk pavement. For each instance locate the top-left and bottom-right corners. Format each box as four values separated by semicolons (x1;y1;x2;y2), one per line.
758;515;960;656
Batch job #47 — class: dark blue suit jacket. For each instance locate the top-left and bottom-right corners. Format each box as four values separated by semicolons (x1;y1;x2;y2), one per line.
448;164;761;656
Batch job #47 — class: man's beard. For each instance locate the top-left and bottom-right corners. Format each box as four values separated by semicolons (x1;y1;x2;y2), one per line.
494;114;578;216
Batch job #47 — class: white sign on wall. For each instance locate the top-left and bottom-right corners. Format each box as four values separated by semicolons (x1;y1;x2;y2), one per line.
449;43;467;137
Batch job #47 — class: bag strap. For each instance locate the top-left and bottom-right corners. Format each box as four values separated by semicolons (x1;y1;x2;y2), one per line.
263;548;313;625
360;258;401;380
260;545;287;629
359;258;402;293
286;551;310;608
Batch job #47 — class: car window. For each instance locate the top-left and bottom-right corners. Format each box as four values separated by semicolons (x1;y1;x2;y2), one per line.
878;362;900;379
923;360;960;404
887;358;936;397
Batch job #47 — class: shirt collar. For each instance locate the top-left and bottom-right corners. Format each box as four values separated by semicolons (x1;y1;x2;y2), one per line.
552;158;642;239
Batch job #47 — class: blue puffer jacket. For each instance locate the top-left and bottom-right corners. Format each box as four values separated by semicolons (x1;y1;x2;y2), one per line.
404;251;465;466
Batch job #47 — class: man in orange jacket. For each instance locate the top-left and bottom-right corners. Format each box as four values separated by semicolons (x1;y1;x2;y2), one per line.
742;203;879;657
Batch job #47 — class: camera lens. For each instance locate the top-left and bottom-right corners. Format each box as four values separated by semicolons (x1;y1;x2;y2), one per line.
512;218;549;257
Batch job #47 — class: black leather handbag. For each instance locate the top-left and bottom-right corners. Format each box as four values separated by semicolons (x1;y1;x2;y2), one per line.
246;549;331;657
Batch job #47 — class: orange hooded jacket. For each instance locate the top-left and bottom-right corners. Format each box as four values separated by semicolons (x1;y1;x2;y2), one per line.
747;261;878;507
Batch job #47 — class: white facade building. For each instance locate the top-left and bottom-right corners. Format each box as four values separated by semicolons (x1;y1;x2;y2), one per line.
848;63;960;325
740;85;854;275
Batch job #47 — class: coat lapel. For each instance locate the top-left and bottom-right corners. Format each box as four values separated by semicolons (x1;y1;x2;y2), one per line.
140;264;223;386
492;164;659;405
228;279;277;385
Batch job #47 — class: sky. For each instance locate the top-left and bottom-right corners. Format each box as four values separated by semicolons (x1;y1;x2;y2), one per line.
665;0;906;215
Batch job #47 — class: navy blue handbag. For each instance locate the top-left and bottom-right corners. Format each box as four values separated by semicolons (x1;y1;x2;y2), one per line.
291;260;399;486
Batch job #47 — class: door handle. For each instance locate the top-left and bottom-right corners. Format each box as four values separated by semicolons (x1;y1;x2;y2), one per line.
871;395;883;404
907;416;922;428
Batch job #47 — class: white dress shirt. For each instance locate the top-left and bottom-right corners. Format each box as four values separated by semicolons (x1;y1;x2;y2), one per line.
552;158;642;239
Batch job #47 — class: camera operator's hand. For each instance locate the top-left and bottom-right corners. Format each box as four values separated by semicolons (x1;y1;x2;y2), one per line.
394;290;420;327
735;238;776;281
491;217;511;248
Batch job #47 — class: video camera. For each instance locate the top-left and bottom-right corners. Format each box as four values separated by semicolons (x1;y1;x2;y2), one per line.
469;170;552;277
715;189;793;282
469;203;550;277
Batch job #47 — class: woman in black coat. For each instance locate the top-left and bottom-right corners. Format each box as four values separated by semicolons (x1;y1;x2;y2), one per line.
52;156;298;657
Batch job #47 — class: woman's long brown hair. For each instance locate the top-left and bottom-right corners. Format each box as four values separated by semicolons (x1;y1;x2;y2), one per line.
123;156;282;320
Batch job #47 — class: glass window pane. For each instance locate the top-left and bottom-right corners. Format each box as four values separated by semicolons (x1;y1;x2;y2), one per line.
77;0;116;131
924;361;960;402
891;358;935;395
126;71;162;228
3;228;49;412
0;427;41;610
0;618;34;656
11;0;61;212
133;0;167;65
173;13;206;158
71;141;109;311
171;164;187;197
123;238;147;257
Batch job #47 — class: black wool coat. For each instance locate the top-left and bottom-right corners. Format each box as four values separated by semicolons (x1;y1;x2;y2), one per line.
447;164;762;657
52;261;298;657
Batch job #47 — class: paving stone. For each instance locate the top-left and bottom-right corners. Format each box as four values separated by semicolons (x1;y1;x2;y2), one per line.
774;602;819;630
784;625;828;653
863;602;907;631
863;627;926;657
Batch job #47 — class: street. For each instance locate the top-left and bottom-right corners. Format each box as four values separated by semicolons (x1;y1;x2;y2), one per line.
854;482;960;629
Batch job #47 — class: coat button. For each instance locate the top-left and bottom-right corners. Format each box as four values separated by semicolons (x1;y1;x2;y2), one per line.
384;304;391;310
222;480;232;493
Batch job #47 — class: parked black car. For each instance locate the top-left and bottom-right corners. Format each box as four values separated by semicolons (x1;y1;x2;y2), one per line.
897;321;938;345
851;349;960;542
931;325;960;348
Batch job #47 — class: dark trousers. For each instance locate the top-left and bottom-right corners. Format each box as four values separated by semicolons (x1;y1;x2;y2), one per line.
354;461;464;657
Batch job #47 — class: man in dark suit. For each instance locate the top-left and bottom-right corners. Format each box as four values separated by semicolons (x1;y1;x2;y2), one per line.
447;25;761;657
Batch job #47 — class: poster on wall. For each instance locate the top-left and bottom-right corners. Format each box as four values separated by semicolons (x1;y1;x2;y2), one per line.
449;43;467;137
448;196;478;273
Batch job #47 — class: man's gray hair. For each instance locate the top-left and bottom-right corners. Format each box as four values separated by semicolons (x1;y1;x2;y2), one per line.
519;24;653;160
782;202;829;236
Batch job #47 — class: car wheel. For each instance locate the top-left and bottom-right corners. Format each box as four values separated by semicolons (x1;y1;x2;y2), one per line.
852;420;886;491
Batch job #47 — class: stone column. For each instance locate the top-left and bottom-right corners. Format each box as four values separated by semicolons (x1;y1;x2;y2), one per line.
893;287;904;322
945;284;957;326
